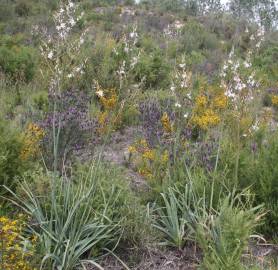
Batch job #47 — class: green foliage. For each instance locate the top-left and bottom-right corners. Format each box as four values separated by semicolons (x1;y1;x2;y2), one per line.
6;163;123;270
238;134;278;239
253;43;278;80
0;39;37;82
153;183;198;249
0;2;14;23
15;0;32;17
31;91;48;111
85;35;118;89
134;50;170;89
0;0;278;268
0;119;27;195
180;21;220;53
73;162;153;249
196;191;263;270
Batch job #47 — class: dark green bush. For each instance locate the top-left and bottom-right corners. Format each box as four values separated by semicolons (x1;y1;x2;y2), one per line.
220;134;278;239
0;3;14;22
180;20;219;53
15;0;32;17
133;50;170;89
253;43;278;81
239;135;278;239
0;43;37;82
0;120;27;194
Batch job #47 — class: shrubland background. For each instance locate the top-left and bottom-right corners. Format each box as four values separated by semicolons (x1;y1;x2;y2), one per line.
0;0;277;269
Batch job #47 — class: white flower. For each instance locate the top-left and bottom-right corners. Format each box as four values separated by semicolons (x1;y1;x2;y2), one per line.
96;90;104;97
184;113;188;118
47;51;54;59
69;18;75;26
179;63;186;68
252;121;259;131
225;90;236;99
243;61;251;68
175;102;181;108
67;73;73;78
182;72;187;79
181;81;187;88
130;32;137;39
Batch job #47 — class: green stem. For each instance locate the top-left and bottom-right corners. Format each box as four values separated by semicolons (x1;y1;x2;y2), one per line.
234;118;240;186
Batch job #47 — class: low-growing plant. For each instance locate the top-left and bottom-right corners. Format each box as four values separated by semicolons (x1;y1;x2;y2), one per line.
196;191;263;270
0;119;31;195
0;215;38;270
153;184;198;249
0;43;37;82
5;162;123;270
237;132;278;239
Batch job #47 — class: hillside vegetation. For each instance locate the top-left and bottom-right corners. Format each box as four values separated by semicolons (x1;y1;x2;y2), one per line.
0;0;277;269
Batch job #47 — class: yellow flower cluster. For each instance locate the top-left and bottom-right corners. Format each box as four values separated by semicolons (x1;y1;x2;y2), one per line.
96;84;122;135
191;109;220;130
195;95;208;107
161;112;173;133
95;83;118;111
271;95;278;106
191;91;227;130
0;216;37;270
213;93;228;109
128;139;169;179
99;91;118;111
128;139;154;161
20;123;45;160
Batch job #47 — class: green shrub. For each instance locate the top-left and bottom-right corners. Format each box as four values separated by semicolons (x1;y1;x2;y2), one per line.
238;134;278;239
253;44;278;81
0;119;27;195
180;20;219;53
133;50;170;89
0;3;14;22
15;0;32;17
31;91;48;111
196;191;263;270
0;44;37;82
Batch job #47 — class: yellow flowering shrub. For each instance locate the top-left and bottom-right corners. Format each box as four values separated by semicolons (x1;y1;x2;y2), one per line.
195;94;208;108
190;90;227;130
191;108;220;130
161;112;173;133
20;123;45;160
0;216;37;270
95;84;122;134
128;139;169;180
99;90;118;111
213;93;228;109
271;95;278;106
